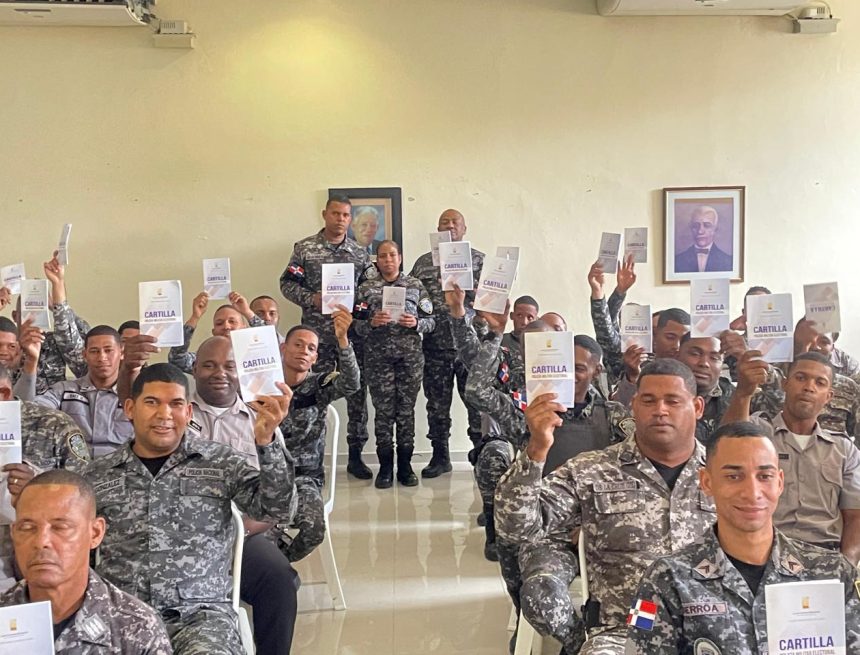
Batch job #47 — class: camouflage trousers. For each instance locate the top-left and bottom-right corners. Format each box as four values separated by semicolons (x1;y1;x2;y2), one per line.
281;474;326;562
163;604;243;655
422;347;482;448
316;340;368;450
580;627;626;654
519;538;586;655
497;536;522;612
475;438;515;506
365;339;424;450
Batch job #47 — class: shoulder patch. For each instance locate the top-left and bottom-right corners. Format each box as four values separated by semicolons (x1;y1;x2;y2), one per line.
618;417;636;439
365;266;379;280
693;639;722;655
67;433;91;462
626;599;657;631
79;614;108;641
419;298;433;314
188;419;203;433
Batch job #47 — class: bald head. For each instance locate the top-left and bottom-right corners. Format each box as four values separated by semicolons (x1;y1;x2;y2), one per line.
438;209;467;241
193;335;239;407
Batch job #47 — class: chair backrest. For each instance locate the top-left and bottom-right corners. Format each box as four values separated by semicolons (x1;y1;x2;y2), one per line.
578;529;589;602
323;405;340;516
231;502;244;611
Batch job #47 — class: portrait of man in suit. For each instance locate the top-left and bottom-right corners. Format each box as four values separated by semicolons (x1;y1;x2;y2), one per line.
673;204;734;274
349;205;385;256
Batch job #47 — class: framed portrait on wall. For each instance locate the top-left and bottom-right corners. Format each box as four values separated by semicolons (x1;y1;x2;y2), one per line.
328;187;403;261
663;186;745;284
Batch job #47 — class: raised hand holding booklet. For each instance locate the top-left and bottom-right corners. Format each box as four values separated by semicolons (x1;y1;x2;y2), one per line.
597;232;622;272
765;579;845;655
231;325;285;403
20;280;52;332
623;227;648;264
203;258;232;300
474;256;518;314
438;241;474;291
746;293;794;363
0;264;25;295
0;400;22;524
430;231;452;267
139;280;184;347
691;278;730;338
804;282;840;334
620;304;652;352
321;263;354;315
382;286;406;323
524;331;575;408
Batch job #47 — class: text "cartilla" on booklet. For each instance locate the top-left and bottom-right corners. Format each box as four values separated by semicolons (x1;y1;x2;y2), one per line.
144;310;177;319
695;304;725;311
243;357;277;368
531;365;568;374
752;325;788;334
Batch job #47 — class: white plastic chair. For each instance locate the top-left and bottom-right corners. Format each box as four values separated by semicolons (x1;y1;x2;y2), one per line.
231;502;256;654
297;404;347;612
512;531;588;655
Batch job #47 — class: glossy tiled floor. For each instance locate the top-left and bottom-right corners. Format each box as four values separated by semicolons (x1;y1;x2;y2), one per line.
291;464;525;655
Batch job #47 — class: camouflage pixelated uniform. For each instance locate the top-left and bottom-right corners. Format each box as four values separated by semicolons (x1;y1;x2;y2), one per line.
590;291;627;385
278;344;360;560
0;400;91;590
831;346;860;385
409;248;485;448
753;366;860;439
495;438;716;655
11;301;90;395
279;230;376;450
694;377;734;447
168;315;265;373
354;273;434;450
624;528;860;655
0;569;173;654
85;436;296;655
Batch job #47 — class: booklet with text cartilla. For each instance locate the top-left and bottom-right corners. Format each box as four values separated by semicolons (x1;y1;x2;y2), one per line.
231;325;285;403
623;227;648;264
438;241;474;291
524;331;575;408
620;304;652;352
474;256;518;314
691;278;730;338
746;293;794;363
765;579;845;655
321;263;355;315
203;257;232;300
20;280;52;332
139;280;184;347
804;282;840;334
430;230;452;267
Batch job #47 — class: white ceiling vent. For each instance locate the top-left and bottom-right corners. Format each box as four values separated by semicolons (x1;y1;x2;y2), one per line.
0;1;150;27
597;0;808;16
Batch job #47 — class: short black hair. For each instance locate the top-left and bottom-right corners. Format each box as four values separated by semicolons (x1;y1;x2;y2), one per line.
745;286;771;297
326;194;352;208
706;421;772;461
85;325;121;348
637;358;697;395
0;316;17;337
19;469;97;517
513;296;539;312
787;351;834;382
574;334;602;364
130;363;189;400
657;308;691;329
117;320;139;335
679;332;721;348
250;295;277;306
285;324;320;344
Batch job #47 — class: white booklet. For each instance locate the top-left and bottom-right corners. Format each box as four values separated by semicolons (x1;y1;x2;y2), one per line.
382;286;406;323
0;600;54;654
19;280;52;332
57;223;73;266
139;280;184;347
203;258;232;300
496;246;520;261
746;293;794;363
765;579;845;655
524;331;575;408
231;325;285;403
321;263;354;315
438;241;474;291
804;282;840;334
474;256;518;314
0;264;25;295
597;232;622;272
0;400;22;524
691;278;730;338
623;227;648;264
430;231;452;267
620;304;652;352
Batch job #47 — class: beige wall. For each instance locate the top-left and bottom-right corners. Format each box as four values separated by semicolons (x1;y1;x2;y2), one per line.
1;0;857;454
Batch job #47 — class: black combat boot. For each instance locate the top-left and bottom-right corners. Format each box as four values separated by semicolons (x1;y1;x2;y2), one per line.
421;441;452;478
375;447;394;489
483;503;498;561
347;445;373;480
396;445;419;487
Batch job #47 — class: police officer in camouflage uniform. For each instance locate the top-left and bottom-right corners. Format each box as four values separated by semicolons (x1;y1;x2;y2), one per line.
85;363;296;655
588;255;639;385
625;421;860;654
676;334;733;446
0;364;92;590
168;291;265;373
811;330;860;384
277;312;360;559
280;194;377;480
355;240;435;489
495;359;716;655
409;209;485;477
3;470;173;654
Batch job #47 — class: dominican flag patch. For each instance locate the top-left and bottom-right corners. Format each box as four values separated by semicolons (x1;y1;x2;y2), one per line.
497;361;510;384
287;264;305;280
626;599;658;631
511;391;527;411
